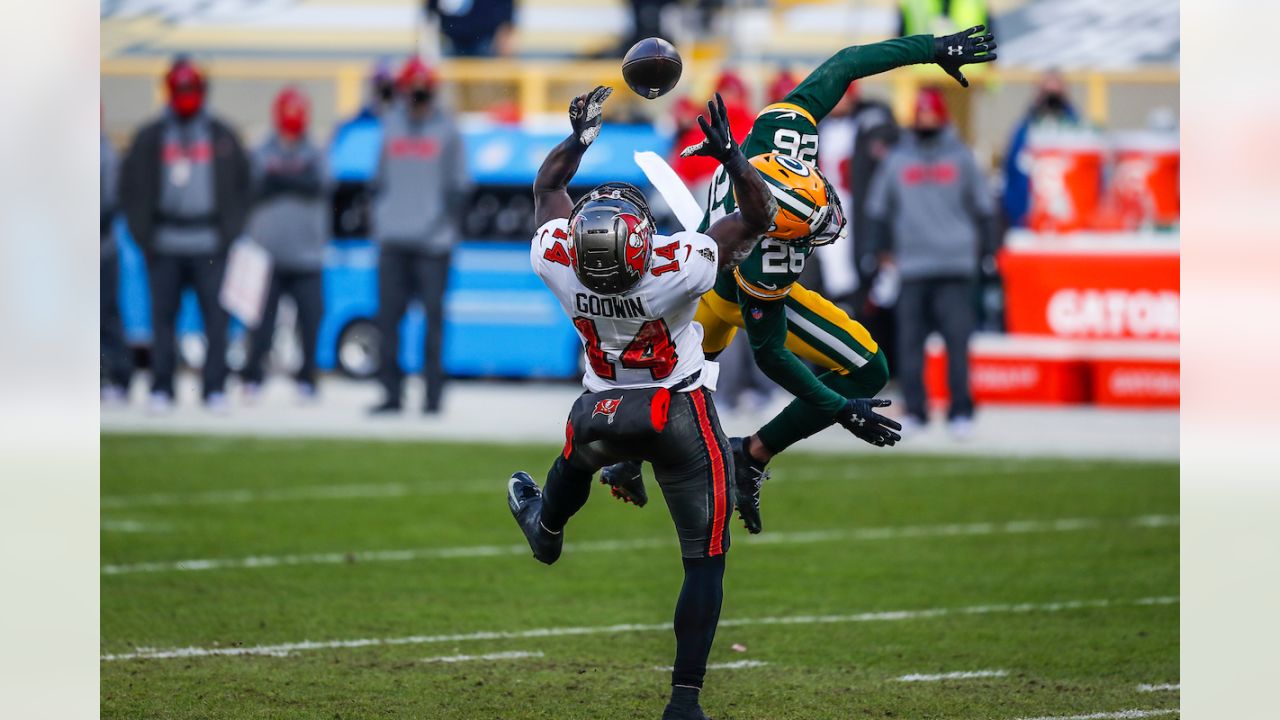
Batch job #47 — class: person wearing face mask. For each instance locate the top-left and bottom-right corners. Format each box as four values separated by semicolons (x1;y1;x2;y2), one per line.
1002;70;1077;229
328;60;396;239
120;55;251;414
368;56;471;415
241;87;328;402
864;86;996;439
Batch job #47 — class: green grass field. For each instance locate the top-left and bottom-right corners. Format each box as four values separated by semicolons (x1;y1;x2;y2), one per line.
101;434;1178;719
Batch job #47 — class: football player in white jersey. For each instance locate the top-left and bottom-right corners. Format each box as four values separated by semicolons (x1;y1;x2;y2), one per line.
506;87;775;720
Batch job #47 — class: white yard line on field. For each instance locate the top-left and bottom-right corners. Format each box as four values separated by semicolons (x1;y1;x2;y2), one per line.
1011;709;1178;720
100;514;1178;575
653;660;769;671
99;481;467;509
1136;683;1180;692
897;669;1009;682
99;459;1115;510
420;650;544;664
101;519;170;533
99;596;1177;662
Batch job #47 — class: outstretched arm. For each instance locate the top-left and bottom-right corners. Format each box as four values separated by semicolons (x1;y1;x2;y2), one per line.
780;27;998;125
533;85;612;227
682;93;776;269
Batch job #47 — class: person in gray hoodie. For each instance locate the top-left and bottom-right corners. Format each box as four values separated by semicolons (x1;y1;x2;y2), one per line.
864;86;997;438
242;86;328;400
120;56;251;414
368;56;471;415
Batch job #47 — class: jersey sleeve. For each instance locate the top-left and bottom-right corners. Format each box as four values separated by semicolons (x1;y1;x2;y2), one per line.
670;230;719;298
781;36;935;125
530;217;572;284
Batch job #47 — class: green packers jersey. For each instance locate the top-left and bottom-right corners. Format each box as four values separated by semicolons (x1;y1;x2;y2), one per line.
702;102;822;303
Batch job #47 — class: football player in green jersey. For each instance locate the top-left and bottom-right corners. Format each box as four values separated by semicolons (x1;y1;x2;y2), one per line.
603;26;996;533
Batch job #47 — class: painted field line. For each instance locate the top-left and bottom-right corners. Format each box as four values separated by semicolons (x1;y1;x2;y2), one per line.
100;481;477;509
1136;683;1179;692
101;519;170;533
101;514;1178;575
421;650;543;664
101;514;1177;575
898;669;1008;682
653;660;768;671
100;459;1113;510
99;596;1176;662
1011;709;1177;720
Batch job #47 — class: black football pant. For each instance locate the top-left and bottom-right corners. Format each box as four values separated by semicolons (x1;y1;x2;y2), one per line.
376;245;450;410
100;251;133;389
242;269;323;387
540;386;733;689
148;251;228;400
896;276;975;421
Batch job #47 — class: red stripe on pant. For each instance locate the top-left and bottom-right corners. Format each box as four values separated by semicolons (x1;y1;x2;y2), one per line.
690;389;727;557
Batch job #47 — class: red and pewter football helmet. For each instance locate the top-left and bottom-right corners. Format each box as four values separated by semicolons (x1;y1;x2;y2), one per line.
568;182;656;296
273;86;309;139
166;56;206;119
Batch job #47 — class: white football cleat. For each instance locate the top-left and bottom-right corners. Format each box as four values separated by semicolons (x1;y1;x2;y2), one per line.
948;416;975;441
146;391;174;415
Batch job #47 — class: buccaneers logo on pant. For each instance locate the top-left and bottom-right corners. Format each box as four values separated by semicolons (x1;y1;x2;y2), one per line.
592;397;623;423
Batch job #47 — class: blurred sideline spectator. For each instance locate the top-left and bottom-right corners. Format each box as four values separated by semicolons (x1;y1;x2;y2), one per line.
811;82;864;308
120;56;250;414
865;87;995;438
1002;70;1077;229
766;69;798;106
329;60;396;239
242;87;328;403
670;72;753;193
426;0;515;57
369;57;471;415
101;125;132;403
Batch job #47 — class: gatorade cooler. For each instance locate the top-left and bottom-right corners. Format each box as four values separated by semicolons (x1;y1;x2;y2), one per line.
1109;131;1180;229
1025;127;1105;234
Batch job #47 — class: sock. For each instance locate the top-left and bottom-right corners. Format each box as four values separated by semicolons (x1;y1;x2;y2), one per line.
668;684;701;709
671;554;727;690
756;349;889;455
539;455;593;532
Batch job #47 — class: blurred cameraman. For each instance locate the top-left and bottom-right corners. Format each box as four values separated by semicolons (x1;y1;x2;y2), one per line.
368;57;471;415
120;56;250;414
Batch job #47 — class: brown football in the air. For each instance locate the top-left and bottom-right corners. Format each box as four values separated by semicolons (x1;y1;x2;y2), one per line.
622;37;683;99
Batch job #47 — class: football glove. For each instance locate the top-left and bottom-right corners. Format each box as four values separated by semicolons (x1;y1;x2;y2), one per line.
679;93;740;164
569;85;612;146
933;25;998;88
835;398;903;448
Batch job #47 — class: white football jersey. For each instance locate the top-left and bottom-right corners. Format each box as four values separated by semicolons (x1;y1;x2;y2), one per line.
531;218;719;393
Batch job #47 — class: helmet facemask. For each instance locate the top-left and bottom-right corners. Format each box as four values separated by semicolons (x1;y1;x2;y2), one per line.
802;170;847;247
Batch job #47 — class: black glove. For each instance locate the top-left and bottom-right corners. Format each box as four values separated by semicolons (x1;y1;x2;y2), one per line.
835;398;903;448
569;85;612;147
933;25;998;88
679;93;740;165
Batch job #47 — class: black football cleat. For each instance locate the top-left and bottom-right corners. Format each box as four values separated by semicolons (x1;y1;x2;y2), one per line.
661;703;711;720
601;461;648;507
367;398;402;415
729;437;769;534
507;472;563;565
